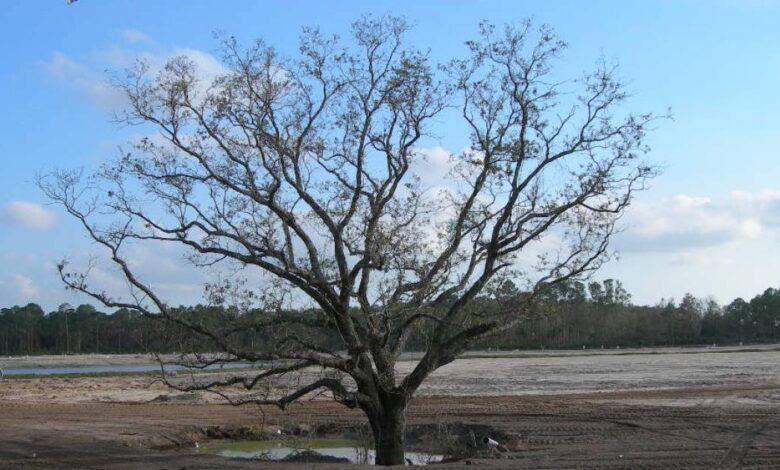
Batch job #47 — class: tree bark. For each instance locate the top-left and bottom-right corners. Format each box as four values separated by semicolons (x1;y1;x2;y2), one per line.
364;394;407;466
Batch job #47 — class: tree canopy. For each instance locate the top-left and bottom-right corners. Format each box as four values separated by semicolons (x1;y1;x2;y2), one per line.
40;16;661;465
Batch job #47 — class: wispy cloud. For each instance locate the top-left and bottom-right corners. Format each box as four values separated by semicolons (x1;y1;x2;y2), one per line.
44;51;126;110
43;31;226;111
0;273;40;304
13;274;39;300
1;201;57;230
120;28;153;44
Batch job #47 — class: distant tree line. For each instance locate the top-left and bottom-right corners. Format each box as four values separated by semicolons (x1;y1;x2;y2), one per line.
2;281;780;356
480;281;780;350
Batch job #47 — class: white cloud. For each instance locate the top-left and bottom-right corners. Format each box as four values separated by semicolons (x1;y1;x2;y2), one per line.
738;219;762;239
43;33;227;111
0;274;40;304
173;48;227;83
670;251;732;268
616;189;780;252
44;51;126;110
13;274;39;300
413;146;455;185
1;201;57;230
120;28;153;44
730;189;780;227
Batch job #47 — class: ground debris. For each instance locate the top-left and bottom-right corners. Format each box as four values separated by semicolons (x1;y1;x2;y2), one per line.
280;449;350;463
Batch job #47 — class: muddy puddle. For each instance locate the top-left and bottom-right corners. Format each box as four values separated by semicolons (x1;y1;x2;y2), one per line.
202;438;443;465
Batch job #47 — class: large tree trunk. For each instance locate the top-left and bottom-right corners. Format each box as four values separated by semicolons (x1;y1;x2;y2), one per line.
364;394;408;466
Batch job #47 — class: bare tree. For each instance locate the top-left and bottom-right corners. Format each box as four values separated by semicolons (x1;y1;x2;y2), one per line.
41;16;660;465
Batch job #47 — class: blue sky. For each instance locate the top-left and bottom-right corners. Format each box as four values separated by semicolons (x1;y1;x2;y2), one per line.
1;0;779;309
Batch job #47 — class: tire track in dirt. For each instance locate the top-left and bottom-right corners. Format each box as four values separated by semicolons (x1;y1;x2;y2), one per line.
4;373;780;468
720;422;766;469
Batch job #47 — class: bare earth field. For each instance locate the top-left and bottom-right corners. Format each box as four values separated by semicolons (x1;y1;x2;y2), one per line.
2;346;780;468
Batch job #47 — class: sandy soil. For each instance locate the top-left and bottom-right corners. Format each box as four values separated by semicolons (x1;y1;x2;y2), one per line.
3;344;778;369
0;353;166;370
4;346;780;406
2;347;780;469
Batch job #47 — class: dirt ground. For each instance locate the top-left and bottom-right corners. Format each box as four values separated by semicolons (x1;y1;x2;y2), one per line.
2;347;780;469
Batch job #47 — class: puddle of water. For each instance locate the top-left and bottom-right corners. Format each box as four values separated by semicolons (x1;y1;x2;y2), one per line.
203;438;443;465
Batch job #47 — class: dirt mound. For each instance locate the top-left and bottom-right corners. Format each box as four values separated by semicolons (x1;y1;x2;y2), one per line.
149;392;202;403
280;449;351;463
